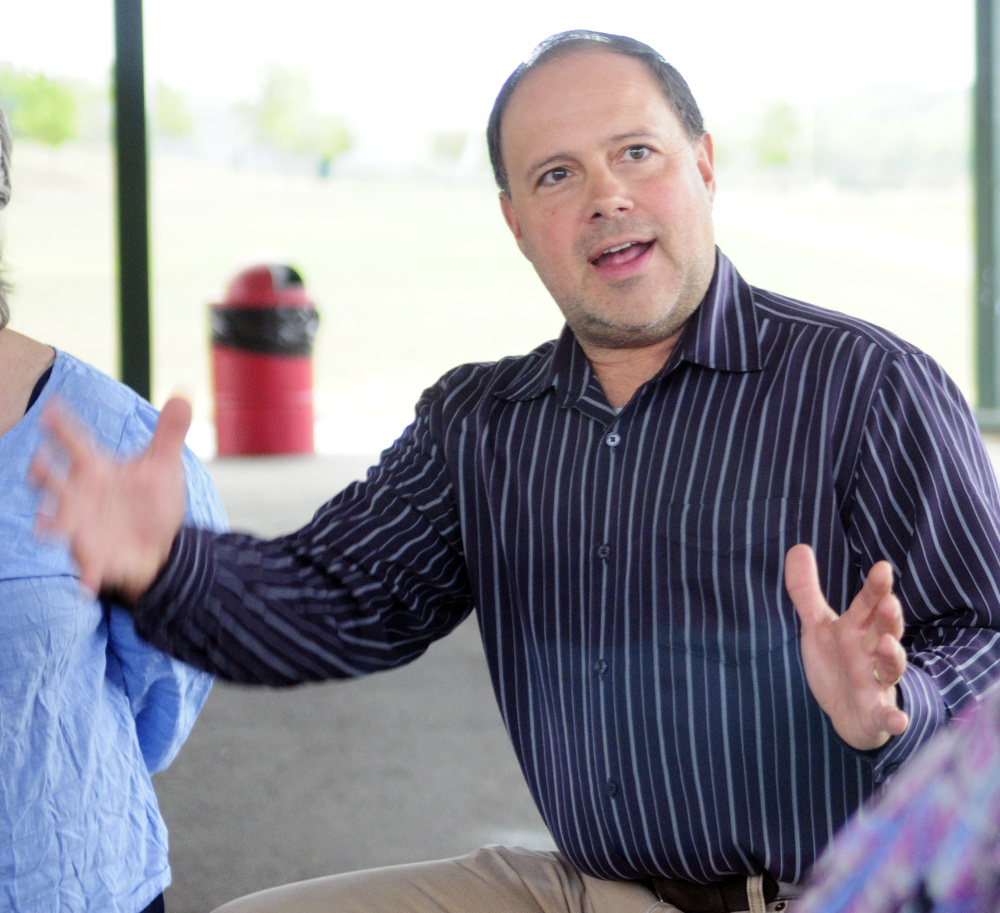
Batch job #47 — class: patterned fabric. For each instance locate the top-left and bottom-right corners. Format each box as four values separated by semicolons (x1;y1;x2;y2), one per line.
795;690;1000;913
134;251;1000;886
1;351;227;913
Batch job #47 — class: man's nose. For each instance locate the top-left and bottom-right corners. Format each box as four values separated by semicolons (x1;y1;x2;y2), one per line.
587;168;633;220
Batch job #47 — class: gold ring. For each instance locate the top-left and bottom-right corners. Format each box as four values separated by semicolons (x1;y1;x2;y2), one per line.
873;666;901;687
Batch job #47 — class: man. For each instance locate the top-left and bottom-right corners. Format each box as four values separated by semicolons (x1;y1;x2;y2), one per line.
33;30;1000;913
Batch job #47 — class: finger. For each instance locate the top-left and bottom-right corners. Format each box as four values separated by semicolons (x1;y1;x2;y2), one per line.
33;509;65;541
871;591;905;641
29;451;74;539
878;705;909;738
28;446;62;492
873;633;907;686
77;579;99;602
148;396;192;465
39;398;96;464
77;565;103;599
784;544;832;628
848;561;895;621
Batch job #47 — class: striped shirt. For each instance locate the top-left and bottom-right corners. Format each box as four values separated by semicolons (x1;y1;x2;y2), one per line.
135;250;1000;886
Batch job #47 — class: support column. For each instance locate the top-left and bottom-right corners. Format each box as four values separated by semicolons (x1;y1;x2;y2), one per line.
976;0;1000;428
114;0;151;401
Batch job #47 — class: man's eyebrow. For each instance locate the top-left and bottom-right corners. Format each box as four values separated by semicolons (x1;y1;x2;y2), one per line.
609;129;659;144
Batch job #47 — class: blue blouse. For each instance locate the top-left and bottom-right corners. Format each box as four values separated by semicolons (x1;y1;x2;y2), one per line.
1;350;227;912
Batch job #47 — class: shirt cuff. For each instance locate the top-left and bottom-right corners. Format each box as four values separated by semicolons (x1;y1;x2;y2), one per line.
872;662;947;782
131;525;218;659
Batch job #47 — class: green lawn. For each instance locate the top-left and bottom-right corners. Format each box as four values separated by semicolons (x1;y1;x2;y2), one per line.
4;142;974;453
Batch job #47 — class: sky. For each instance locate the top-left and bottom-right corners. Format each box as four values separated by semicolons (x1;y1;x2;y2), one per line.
2;0;976;139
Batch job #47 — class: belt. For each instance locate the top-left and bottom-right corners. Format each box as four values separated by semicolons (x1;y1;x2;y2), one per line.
644;872;779;913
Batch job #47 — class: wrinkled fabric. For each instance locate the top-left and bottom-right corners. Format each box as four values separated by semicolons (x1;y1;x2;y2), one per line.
0;351;227;912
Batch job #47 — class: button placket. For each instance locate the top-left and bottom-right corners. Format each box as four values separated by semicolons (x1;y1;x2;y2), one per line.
593;419;622;809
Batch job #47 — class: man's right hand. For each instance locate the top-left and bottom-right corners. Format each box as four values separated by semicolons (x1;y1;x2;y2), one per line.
31;395;191;604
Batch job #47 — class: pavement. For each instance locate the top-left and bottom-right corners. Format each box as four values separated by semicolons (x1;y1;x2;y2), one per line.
158;436;1000;912
156;453;553;913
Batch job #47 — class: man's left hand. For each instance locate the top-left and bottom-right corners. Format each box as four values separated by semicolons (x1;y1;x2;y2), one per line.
784;543;909;751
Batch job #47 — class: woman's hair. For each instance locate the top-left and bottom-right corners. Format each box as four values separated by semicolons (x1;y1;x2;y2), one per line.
0;104;12;330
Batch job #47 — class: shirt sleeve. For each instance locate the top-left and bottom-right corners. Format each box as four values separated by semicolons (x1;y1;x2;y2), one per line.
131;384;475;685
845;351;1000;780
105;441;228;773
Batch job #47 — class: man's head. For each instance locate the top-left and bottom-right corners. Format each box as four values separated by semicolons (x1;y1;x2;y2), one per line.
490;31;717;357
487;30;706;198
0;104;11;330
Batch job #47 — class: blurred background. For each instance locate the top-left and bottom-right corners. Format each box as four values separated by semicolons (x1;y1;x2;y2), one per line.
1;0;976;456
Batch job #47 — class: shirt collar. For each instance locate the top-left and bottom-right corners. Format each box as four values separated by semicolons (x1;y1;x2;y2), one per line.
670;249;762;375
495;325;593;408
496;250;761;407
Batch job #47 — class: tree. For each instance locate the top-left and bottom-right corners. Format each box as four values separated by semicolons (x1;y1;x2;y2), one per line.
312;112;352;176
754;100;801;170
245;63;312;154
0;66;79;147
240;63;352;173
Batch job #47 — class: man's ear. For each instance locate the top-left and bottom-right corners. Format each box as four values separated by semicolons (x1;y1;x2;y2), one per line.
696;132;716;206
499;192;528;256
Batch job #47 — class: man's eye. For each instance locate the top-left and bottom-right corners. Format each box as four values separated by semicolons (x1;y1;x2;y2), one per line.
625;145;651;161
539;167;571;186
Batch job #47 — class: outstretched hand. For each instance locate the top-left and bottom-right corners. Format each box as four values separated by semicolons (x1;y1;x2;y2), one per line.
785;543;909;751
31;396;191;604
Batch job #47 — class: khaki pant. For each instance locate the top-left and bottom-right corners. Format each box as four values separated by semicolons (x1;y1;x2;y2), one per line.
212;845;794;913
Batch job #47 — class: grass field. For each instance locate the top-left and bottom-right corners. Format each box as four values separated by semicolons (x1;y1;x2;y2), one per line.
4;141;974;454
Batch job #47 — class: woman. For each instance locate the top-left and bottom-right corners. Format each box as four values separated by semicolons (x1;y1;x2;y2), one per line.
0;105;227;911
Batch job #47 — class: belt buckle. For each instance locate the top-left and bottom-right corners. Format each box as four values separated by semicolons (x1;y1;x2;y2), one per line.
649;872;779;913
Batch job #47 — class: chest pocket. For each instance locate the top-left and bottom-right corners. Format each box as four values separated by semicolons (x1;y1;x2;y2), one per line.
656;497;803;664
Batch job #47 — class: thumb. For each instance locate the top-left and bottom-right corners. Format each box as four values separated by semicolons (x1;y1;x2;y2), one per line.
148;396;192;465
785;544;831;629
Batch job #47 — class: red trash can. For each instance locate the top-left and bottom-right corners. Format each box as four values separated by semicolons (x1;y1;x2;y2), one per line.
209;263;320;456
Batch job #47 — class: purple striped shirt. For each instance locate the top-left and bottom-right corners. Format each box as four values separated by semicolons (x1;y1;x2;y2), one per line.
134;250;1000;885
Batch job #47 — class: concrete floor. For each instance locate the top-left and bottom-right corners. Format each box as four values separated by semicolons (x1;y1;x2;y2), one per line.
155;454;553;913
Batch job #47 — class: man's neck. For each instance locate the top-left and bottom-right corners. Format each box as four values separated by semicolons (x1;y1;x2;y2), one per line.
582;331;683;409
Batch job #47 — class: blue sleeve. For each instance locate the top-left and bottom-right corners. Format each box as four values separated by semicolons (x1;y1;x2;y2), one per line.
107;436;228;772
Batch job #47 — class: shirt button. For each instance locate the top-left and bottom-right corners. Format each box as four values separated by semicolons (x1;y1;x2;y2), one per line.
596;544;611;560
593;659;608;677
605;779;619;798
605;432;621;447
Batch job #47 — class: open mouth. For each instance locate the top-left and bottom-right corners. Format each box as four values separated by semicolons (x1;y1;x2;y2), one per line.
591;240;654;269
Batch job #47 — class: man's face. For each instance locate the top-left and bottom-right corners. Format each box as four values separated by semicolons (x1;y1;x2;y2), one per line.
499;49;717;355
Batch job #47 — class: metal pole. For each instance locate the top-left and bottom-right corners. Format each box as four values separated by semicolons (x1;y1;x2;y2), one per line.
976;0;1000;429
114;0;151;401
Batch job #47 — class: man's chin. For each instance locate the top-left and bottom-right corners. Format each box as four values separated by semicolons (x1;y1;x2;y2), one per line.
574;317;683;351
